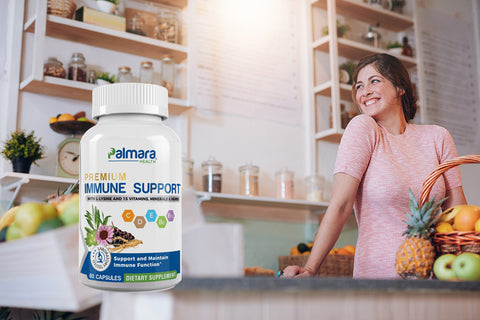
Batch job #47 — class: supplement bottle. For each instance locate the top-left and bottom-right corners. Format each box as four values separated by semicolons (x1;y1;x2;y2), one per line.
79;83;182;291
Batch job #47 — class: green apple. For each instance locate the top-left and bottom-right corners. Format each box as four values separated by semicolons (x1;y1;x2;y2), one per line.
59;197;79;226
6;224;26;241
452;253;480;281
433;254;457;280
42;203;58;220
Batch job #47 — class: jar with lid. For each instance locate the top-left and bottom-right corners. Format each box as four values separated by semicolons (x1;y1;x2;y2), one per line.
154;10;179;43
202;156;222;193
126;13;146;36
182;156;194;189
239;163;259;197
161;56;175;97
43;57;66;78
68;52;87;82
140;61;154;84
275;167;294;199
305;174;324;202
117;66;133;83
87;70;97;84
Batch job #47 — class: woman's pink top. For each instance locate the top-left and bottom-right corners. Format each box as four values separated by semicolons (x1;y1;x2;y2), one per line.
334;115;462;279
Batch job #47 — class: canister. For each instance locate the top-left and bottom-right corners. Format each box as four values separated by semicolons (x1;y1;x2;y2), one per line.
201;156;222;193
239;163;259;196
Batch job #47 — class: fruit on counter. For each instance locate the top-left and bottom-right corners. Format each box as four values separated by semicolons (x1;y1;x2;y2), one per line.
289;242;355;256
452;253;480;280
57;113;76;122
475;219;480;232
433;254;457;280
5;202;58;241
58;194;79;226
435;204;480;232
395;189;446;279
433;253;480;281
36;218;64;234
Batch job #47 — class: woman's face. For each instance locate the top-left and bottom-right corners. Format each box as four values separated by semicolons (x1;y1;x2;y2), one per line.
354;64;403;121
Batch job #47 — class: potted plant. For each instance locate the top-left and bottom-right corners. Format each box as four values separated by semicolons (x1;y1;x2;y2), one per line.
322;20;350;38
387;41;403;55
96;72;116;85
1;130;45;173
95;0;120;14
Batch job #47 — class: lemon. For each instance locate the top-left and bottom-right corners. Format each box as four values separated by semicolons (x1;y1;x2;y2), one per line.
475;218;480;232
436;222;454;233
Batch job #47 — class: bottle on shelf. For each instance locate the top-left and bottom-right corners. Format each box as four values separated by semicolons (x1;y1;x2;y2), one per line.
140;61;154;84
67;52;87;82
239;162;259;197
401;36;413;57
117;66;133;83
275;167;294;199
202;156;222;193
161;56;175;97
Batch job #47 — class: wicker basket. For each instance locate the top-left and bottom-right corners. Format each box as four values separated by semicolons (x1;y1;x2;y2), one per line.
420;155;480;256
278;254;354;277
47;0;76;19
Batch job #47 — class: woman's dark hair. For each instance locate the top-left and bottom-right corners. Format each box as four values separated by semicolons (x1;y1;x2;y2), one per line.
351;53;417;121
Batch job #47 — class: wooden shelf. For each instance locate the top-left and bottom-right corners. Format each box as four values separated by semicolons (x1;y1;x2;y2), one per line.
20;76;192;115
315;128;344;143
312;0;414;32
25;15;188;63
195;191;328;212
313;37;417;68
314;81;352;101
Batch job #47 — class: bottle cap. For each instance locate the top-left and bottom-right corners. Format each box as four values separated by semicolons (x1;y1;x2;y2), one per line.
92;83;168;120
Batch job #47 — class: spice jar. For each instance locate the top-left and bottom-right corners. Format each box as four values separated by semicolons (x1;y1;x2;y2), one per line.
154;10;179;43
126;13;146;36
87;70;97;84
182;156;194;189
67;52;87;82
202;156;222;193
239;163;259;197
275;167;294;199
43;57;66;78
161;55;175;97
117;66;133;83
140;61;154;84
305;174;324;202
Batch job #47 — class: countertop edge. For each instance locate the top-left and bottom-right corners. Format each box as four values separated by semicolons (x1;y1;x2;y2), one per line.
173;277;480;293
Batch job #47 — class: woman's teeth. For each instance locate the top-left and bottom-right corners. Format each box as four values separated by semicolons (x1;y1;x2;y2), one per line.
365;99;378;106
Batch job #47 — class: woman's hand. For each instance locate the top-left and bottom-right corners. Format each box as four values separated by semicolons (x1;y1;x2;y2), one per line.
281;265;316;278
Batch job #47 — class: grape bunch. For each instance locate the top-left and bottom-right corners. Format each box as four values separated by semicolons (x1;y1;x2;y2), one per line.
111;226;135;247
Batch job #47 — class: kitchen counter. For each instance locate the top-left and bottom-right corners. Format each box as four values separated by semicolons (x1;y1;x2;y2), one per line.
175;276;480;292
101;277;480;320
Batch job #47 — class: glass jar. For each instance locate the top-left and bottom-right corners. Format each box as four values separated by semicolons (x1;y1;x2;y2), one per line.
161;56;175;97
140;61;154;84
182;156;194;189
239;163;259;196
126;13;146;36
87;70;97;84
117;66;133;83
67;52;87;82
43;57;66;78
201;156;222;193
275;167;294;199
154;10;179;43
305;174;325;202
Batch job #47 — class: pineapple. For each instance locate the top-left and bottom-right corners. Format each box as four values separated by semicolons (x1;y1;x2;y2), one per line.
395;189;446;279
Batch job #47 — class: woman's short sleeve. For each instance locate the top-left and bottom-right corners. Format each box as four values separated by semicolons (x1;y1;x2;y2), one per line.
334;115;377;181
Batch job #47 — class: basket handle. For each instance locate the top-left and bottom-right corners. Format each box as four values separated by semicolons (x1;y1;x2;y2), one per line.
420;155;480;208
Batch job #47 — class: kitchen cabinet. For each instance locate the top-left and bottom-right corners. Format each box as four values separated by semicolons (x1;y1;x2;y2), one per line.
20;0;192;114
306;0;423;151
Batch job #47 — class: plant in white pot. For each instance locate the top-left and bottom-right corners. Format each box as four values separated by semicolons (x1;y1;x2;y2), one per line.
387;41;403;55
95;0;120;14
96;72;116;85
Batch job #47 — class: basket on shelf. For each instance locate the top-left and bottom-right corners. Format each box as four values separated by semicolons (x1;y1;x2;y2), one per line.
278;254;354;277
419;155;480;256
47;0;76;19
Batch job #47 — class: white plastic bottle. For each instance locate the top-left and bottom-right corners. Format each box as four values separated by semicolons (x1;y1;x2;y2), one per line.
79;83;182;291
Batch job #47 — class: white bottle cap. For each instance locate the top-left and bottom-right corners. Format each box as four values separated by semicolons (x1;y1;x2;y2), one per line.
92;83;168;120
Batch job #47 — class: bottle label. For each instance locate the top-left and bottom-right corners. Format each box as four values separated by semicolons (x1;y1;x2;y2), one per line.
79;143;181;284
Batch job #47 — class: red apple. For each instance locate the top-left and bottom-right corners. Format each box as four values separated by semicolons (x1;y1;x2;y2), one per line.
452;253;480;281
433;254;457;280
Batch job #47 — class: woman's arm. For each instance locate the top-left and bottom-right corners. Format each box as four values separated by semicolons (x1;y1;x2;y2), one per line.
282;172;360;277
442;186;467;210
